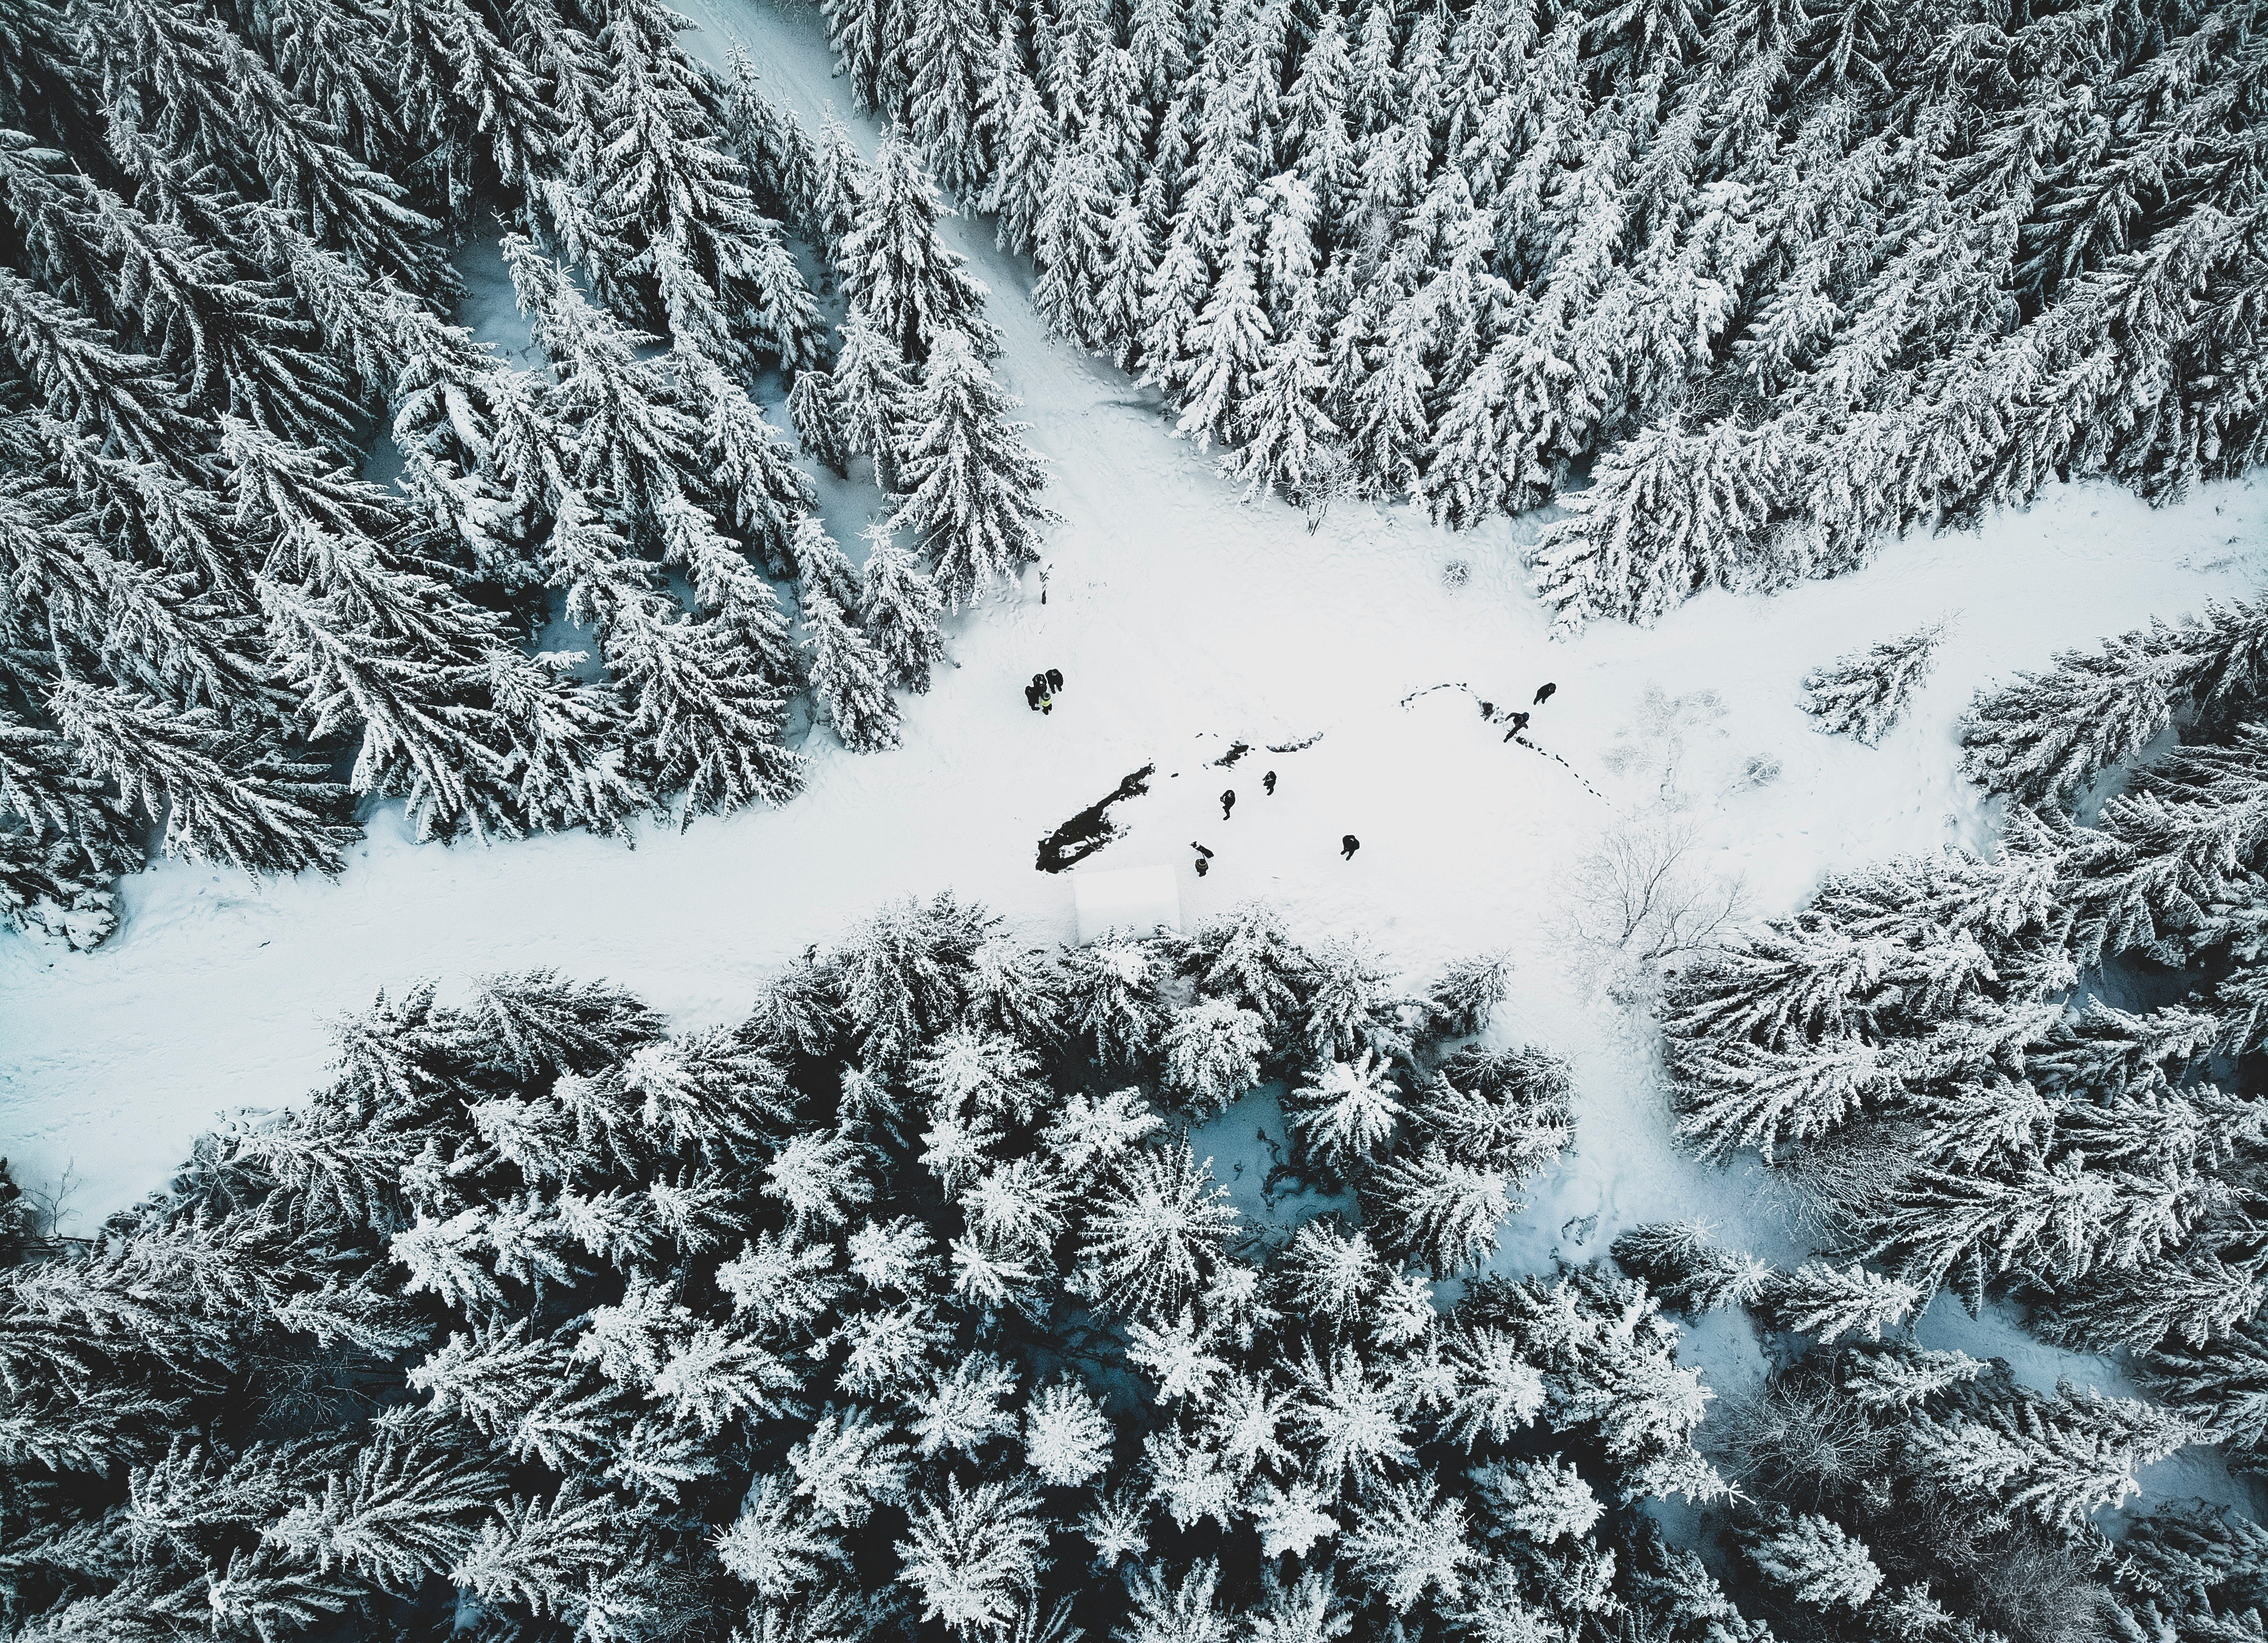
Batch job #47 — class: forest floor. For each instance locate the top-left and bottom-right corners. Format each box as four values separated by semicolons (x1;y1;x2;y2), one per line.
3;0;2266;1516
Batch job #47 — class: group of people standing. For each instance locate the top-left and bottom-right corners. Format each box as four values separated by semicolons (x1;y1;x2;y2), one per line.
1486;680;1558;741
1026;670;1565;883
1197;770;1360;873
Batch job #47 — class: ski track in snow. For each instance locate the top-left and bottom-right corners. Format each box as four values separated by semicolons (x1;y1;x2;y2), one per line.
4;0;2267;1512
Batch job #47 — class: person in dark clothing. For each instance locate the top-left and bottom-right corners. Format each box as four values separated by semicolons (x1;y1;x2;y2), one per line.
1046;668;1064;693
1534;682;1557;705
1191;842;1214;858
1024;683;1041;711
1263;770;1277;795
1220;789;1236;819
1194;856;1209;876
1341;834;1360;860
1502;711;1530;740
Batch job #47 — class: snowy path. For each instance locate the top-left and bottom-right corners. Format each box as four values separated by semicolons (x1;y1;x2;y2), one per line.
4;0;2266;1503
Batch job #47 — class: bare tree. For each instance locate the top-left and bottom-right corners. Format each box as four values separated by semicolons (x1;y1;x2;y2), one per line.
1564;818;1747;965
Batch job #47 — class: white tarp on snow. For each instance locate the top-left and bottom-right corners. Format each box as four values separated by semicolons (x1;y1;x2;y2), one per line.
1072;864;1182;944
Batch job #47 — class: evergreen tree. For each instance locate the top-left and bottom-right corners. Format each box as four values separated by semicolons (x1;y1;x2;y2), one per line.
1231;277;1338;503
1093;195;1156;368
694;362;817;574
841;133;997;361
788;365;853;479
1742;1509;1884;1609
1960;632;2191;808
1033;138;1114;349
49;681;354;875
832;311;918;489
1803;622;1952;746
606;593;805;818
1160;998;1270;1118
890;331;1059;605
803;588;904;755
857;522;949;692
1289;1051;1404;1172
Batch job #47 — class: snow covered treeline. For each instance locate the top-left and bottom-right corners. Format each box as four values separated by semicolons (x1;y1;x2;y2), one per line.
0;894;1748;1643
1959;596;2268;808
1621;1215;2242;1606
1656;594;2268;1459
0;0;1059;948
1586;1279;2252;1643
814;0;2268;626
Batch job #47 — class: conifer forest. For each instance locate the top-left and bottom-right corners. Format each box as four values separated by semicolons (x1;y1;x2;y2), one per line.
5;0;2268;1637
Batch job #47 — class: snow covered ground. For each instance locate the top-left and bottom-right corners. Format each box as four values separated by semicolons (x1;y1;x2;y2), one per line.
3;0;2264;1504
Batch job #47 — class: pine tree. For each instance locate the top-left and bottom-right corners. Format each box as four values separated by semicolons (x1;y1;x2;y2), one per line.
1803;622;1951;746
1289;1052;1404;1172
0;267;209;470
1742;1509;1884;1609
1181;901;1317;1030
1033;138;1114;349
1230;276;1335;502
792;513;863;611
832;312;917;489
2143;1319;2268;1456
1174;217;1273;451
695;361;817;572
452;1483;623;1616
49;683;353;875
1429;953;1512;1038
1610;1222;1775;1314
1345;292;1433;498
1078;1139;1238;1320
1369;1145;1511;1277
895;1477;1047;1638
265;1409;502;1587
1766;1261;1922;1341
606;594;805;817
1907;1382;2213;1531
1342;1480;1475;1614
1960;632;2190;808
841;133;996;361
1093;195;1156;368
890;331;1059;605
858;522;949;692
980;75;1058;258
503;235;702;519
788;366;853;479
802;106;867;259
802;589;904;755
1160;998;1271;1118
1530;420;1788;632
1471;1455;1601;1541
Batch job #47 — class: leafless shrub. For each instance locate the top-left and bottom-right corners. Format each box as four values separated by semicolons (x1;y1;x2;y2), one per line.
1967;1531;2115;1643
1775;1123;1925;1246
1713;1373;1891;1508
1566;818;1748;966
1601;683;1730;803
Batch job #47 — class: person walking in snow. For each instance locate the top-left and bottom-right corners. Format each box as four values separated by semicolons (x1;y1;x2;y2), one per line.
1534;681;1557;706
1263;770;1277;795
1341;834;1360;860
1194;856;1209;877
1220;789;1236;820
1046;667;1064;694
1024;682;1042;711
1502;710;1530;740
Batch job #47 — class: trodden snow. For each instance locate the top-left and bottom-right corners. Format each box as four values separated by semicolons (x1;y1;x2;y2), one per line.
2;0;2264;1507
